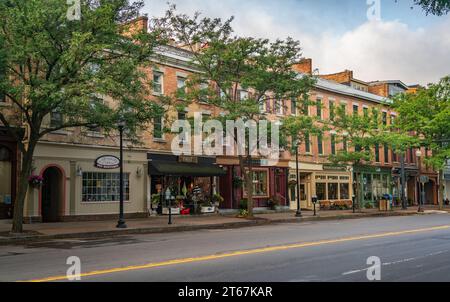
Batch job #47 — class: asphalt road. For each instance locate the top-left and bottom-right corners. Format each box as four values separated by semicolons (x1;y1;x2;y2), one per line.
1;214;450;282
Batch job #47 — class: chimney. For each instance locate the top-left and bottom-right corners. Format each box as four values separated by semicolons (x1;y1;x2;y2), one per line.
121;15;149;37
292;58;312;74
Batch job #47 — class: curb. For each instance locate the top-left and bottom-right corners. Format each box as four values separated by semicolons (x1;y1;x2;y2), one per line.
0;210;439;246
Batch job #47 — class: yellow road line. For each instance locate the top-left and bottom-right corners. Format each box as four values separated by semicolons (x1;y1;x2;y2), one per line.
23;225;450;282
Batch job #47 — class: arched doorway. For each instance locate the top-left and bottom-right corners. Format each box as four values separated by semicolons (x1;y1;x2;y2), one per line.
41;166;64;222
0;145;13;219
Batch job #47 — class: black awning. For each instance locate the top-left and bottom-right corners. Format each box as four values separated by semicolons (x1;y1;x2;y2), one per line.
148;154;226;177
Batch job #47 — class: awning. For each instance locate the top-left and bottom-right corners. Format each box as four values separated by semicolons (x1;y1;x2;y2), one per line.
148;154;226;177
150;161;226;177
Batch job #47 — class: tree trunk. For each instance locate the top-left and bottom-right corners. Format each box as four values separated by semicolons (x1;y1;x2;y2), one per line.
238;155;254;217
11;140;36;234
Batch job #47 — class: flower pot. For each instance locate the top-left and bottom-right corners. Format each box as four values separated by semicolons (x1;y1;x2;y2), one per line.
162;207;181;215
200;206;215;214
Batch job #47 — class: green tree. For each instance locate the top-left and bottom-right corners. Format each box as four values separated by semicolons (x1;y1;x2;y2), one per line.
392;76;450;209
412;0;450;15
327;105;385;209
0;0;167;233
154;6;315;216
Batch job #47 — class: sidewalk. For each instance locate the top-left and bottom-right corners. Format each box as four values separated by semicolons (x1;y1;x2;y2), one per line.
0;206;448;245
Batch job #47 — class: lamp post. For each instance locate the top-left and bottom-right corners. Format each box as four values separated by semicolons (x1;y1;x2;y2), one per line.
165;188;172;225
116;119;127;229
400;152;407;210
294;140;302;217
416;150;425;213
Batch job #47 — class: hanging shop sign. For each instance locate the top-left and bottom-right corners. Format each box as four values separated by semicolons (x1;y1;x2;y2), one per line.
94;155;120;169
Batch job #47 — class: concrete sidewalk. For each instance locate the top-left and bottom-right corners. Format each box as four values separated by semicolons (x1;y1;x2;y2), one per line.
0;206;448;245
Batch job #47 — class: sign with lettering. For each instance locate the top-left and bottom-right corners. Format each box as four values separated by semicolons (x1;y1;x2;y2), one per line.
178;155;198;164
94;155;120;169
420;176;430;184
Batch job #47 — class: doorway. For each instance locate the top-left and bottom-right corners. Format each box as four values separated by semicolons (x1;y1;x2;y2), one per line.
41;166;63;222
0;145;13;219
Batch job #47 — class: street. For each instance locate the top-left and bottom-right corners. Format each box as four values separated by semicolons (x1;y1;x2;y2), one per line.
1;214;450;282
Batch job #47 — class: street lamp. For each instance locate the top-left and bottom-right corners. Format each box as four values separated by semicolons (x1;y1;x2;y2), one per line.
165;187;172;225
116;118;127;229
416;150;425;213
294;139;302;217
400;151;407;210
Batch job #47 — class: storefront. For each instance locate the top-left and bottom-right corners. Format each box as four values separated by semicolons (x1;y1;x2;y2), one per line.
148;154;226;214
24;142;149;222
288;163;353;211
218;157;289;210
0;127;19;219
354;165;392;208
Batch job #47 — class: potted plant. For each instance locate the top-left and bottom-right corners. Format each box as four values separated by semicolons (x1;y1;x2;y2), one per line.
200;199;215;214
267;195;281;210
211;193;224;208
28;175;44;188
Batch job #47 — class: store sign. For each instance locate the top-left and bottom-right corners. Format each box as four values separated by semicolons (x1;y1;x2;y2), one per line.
178;155;198;164
420;175;430;184
94;155;120;169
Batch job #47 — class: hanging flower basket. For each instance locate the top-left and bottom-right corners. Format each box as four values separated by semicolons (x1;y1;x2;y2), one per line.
232;176;244;188
28;175;44;188
288;179;297;186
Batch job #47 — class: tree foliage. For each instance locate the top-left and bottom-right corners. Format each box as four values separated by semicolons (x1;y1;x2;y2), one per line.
153;5;316;215
412;0;450;16
0;0;166;232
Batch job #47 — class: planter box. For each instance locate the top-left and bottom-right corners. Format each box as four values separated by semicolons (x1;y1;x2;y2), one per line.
200;206;216;214
162;207;181;215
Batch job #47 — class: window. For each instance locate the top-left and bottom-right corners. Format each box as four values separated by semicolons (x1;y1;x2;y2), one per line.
353;104;359;115
176;77;186;98
363;107;369;118
275;99;284;115
245;170;268;197
316;183;326;201
316;99;322;119
384;144;389;163
153;72;163;94
50;110;63;128
317;134;324;155
331;134;336;155
82;172;129;202
392;150;398;162
375;144;380;162
305;134;311;153
153;115;164;139
328;183;338;200
409;148;414;163
303;101;309;115
260;96;267;113
382;112;387;126
291;98;297;115
340;183;349;199
390;115;396;126
342;137;348;152
329;101;335;121
239;90;249;101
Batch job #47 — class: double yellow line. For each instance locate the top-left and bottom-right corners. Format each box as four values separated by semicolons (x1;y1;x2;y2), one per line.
24;225;450;282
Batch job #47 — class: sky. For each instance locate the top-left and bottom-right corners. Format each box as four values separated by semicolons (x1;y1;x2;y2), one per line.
141;0;450;86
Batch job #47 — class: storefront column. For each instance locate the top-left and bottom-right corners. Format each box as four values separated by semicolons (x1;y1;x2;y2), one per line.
69;161;77;215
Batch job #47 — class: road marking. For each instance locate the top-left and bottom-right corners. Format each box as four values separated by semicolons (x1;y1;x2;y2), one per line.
22;225;450;282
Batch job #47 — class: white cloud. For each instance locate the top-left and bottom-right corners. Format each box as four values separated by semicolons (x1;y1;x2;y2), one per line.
143;0;450;85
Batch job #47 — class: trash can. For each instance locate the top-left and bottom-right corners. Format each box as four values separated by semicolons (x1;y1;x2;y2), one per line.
379;199;388;211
